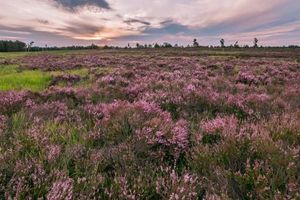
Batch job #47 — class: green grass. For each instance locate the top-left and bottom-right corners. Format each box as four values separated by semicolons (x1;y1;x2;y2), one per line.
0;65;52;91
0;52;39;59
50;68;89;77
50;68;91;88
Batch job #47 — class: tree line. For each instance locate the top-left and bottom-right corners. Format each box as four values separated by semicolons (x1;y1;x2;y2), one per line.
125;38;299;49
0;39;299;52
0;40;99;52
0;40;27;52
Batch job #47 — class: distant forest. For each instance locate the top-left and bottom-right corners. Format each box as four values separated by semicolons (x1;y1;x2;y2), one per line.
0;40;27;52
0;40;99;52
0;39;299;52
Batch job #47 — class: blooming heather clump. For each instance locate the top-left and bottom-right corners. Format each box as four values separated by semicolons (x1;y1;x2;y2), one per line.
134;100;165;115
47;178;73;200
5;160;47;199
0;115;7;135
84;101;189;159
24;99;36;108
236;71;258;85
171;120;189;149
185;84;196;93
109;177;137;200
101;75;115;84
83;104;104;124
124;82;148;100
0;91;27;115
201;116;238;138
156;167;198;200
41;86;87;105
29;101;69;122
46;144;61;162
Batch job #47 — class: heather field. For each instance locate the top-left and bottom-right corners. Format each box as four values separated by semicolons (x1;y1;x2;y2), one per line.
0;48;300;199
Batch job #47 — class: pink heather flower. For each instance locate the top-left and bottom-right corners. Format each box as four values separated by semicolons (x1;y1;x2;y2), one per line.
226;94;245;108
25;99;36;108
246;93;270;102
236;71;258;85
43;86;76;97
0;115;7;135
185;84;196;93
113;177;137;200
83;104;104;123
0;91;27;114
46;145;61;162
201;117;226;133
201;116;238;138
171;120;188;149
134;100;161;114
156;167;198;200
125;83;147;98
47;178;74;200
29;101;68;122
101;75;115;84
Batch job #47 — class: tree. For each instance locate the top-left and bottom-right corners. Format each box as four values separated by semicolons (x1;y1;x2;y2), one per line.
253;38;258;48
193;38;199;47
162;42;172;48
220;38;225;48
154;43;160;48
90;43;99;49
234;41;239;48
27;41;34;51
0;40;26;52
136;43;140;48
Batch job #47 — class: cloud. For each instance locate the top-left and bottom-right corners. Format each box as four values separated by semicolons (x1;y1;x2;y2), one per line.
124;18;151;26
144;21;190;35
37;19;50;25
58;21;103;35
52;0;110;10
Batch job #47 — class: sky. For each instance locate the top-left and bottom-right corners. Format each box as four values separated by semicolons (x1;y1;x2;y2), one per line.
0;0;300;47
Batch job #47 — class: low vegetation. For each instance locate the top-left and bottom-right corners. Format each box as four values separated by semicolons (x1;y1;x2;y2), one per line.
0;49;299;199
0;65;51;91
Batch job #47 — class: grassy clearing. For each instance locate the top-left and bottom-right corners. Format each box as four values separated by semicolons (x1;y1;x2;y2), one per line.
0;52;40;59
96;66;115;74
0;65;94;91
0;65;52;91
50;68;89;77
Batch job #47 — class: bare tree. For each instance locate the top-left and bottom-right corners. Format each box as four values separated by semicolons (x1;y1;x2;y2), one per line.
193;38;199;47
234;41;239;48
220;38;225;48
253;38;258;48
27;41;34;52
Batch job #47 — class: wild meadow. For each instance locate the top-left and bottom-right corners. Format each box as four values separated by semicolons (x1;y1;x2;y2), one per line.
0;48;299;199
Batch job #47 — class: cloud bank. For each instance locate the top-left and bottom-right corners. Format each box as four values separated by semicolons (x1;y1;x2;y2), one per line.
0;0;299;46
53;0;111;10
